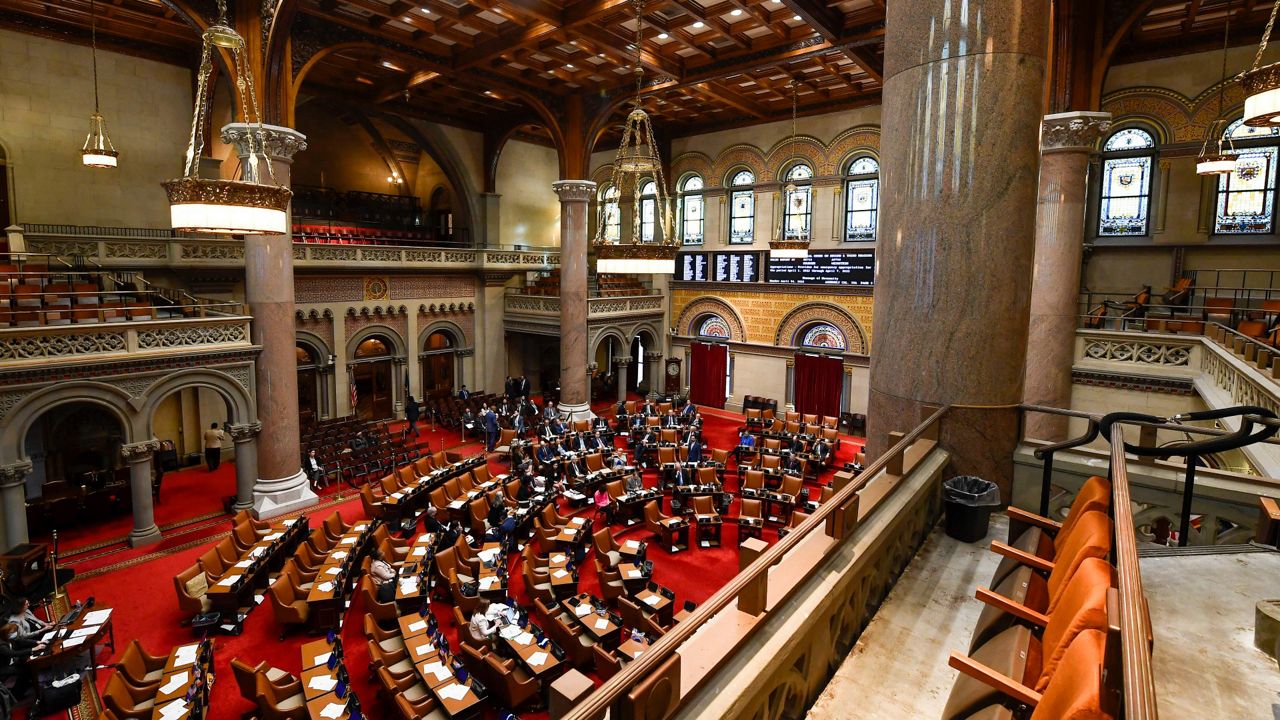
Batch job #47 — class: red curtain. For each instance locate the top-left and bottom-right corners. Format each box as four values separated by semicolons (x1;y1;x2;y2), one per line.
793;353;842;418
689;342;728;409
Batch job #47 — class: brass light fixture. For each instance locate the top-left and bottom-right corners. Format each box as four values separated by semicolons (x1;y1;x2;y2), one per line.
162;0;290;235
593;0;676;274
1239;0;1280;126
770;82;808;259
80;0;118;169
1198;17;1238;175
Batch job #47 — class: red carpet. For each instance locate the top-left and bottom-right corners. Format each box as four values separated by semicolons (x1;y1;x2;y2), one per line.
62;404;862;720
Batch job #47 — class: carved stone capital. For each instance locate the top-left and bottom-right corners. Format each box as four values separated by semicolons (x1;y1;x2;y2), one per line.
120;440;162;462
228;421;263;442
0;459;33;488
457;348;476;358
644;351;664;362
1041;112;1112;154
220;123;308;163
587;362;599;373
552;180;597;203
614;356;633;367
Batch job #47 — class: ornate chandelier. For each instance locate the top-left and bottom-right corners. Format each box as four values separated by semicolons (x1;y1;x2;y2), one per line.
770;82;808;259
162;0;290;235
1199;17;1238;175
1239;0;1280;127
593;0;675;275
81;0;118;169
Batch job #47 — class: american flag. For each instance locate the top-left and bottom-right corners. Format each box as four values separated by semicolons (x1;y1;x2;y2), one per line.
349;378;358;411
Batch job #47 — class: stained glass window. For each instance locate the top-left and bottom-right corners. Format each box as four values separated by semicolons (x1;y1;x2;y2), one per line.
600;185;620;242
680;175;704;245
845;156;879;241
697;315;731;339
728;170;755;244
1215;119;1280;235
639;180;657;243
783;163;813;240
799;323;846;350
1098;128;1156;237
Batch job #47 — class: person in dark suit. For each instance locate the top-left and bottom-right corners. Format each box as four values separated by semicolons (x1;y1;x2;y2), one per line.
404;395;421;438
422;506;445;536
518;375;531;398
0;623;46;698
513;412;527;436
504;376;515;400
483;405;500;452
304;449;326;488
687;436;703;464
548;417;565;436
671;465;690;486
458;385;471;400
681;402;697;418
814;440;832;464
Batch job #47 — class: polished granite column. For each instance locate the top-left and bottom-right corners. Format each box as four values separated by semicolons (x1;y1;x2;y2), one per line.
553;180;596;422
867;1;1048;494
615;356;631;405
644;351;663;399
228;421;262;511
221;123;317;518
120;440;162;547
0;460;31;548
1023;112;1112;441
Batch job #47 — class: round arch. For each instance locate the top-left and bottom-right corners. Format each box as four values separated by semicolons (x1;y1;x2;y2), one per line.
765;135;825;182
590;327;630;360
296;330;331;359
722;164;757;187
676;297;746;340
1;382;136;463
774;302;868;355
418;320;468;350
347;324;406;359
139;368;255;438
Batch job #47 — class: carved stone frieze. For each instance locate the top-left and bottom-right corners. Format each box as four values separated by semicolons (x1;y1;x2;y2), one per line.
220;123;308;162
0;459;34;487
180;242;245;260
1041;111;1113;153
119;439;162;461
1082;338;1192;366
136;323;249;350
228;421;263;441
105;241;168;259
0;331;127;361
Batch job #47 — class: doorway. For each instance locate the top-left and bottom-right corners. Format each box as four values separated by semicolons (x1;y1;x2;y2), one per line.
352;336;395;420
420;330;457;399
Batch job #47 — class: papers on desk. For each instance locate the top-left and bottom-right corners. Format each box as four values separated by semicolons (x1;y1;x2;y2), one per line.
528;651;548;667
61;636;86;648
249;547;266;558
398;578;420;593
514;631;534;646
316;582;334;593
624;540;641;549
626;569;642;579
412;546;428;556
332;551;348;560
234;560;253;568
325;567;341;576
173;644;199;668
263;532;283;541
437;683;470;702
313;652;331;665
354;524;369;532
498;624;521;640
644;595;661;607
552;570;569;580
158;699;188;720
448;501;465;509
570;517;587;526
565;491;585;500
159;671;189;695
308;675;338;693
407;619;428;633
340;537;358;545
319;702;346;719
216;577;237;587
69;624;100;639
421;661;451;683
551;554;566;564
593;618;609;631
574;604;591;617
414;642;434;657
563;528;577;536
389;491;404;500
478;577;497;590
477;548;500;563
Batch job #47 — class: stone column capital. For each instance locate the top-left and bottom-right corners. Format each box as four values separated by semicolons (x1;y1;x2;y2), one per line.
220;123;308;163
644;351;664;362
0;460;33;488
1041;112;1112;154
614;356;633;367
228;421;264;442
120;440;162;462
457;347;476;358
552;180;598;202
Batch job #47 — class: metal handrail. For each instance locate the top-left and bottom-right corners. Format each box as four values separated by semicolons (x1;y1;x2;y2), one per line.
562;405;950;720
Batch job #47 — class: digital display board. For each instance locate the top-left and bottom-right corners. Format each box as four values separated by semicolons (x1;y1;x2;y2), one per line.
766;250;875;286
679;252;708;282
712;251;761;283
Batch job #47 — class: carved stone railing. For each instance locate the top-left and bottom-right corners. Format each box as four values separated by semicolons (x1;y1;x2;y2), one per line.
0;316;254;368
17;227;559;271
504;293;665;319
1076;329;1200;370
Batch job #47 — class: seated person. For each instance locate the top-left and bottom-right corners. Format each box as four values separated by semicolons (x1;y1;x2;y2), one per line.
641;401;657;417
814;440;832;464
543;402;558;421
681;402;697;418
593;486;612;522
303;449;326;487
608;450;628;471
422;506;445;536
535;442;557;466
7;599;49;640
547;417;566;436
350;431;369;450
485;600;520;626
0;623;46;698
670;464;691;487
592;415;611;433
624;471;644;494
462;409;477;434
368;549;397;603
468;599;503;645
662;410;679;428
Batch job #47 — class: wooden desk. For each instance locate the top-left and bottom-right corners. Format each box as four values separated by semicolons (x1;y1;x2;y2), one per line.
560;595;620;645
633;588;673;626
617;636;649;663
305;692;351;720
398;614;435;641
301;665;341;700
29;605;115;670
301;638;336;669
498;625;561;679
617;563;649;592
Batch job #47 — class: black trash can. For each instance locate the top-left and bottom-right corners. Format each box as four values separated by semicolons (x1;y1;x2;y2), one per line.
942;475;1001;542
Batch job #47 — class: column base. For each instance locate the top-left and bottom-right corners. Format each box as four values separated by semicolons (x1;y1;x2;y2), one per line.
232;497;254;512
128;525;163;547
252;468;319;520
558;402;595;423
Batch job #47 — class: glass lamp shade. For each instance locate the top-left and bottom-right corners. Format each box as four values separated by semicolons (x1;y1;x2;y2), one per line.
1196;153;1238;176
1241;63;1280;127
163;177;292;235
81;113;118;169
594;242;677;275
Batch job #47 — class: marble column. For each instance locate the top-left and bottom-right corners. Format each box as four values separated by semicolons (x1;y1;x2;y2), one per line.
227;422;262;511
479;193;502;247
120;441;162;547
615;356;632;405
480;273;512;394
1023;112;1112;441
221;123;317;518
552;180;597;422
644;351;663;399
866;1;1048;496
0;460;32;549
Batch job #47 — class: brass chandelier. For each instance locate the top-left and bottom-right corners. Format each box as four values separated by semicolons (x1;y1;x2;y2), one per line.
770;82;808;259
162;0;291;235
592;0;676;274
1198;16;1238;175
80;0;118;169
1239;0;1280;127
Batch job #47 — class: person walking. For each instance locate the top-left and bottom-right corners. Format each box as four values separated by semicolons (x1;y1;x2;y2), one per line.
405;395;421;439
484;404;500;452
203;422;225;472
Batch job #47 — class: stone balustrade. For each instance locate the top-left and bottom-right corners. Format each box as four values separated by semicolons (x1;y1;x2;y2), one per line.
0;316;254;368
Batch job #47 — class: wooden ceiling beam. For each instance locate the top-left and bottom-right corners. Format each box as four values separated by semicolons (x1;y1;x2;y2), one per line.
774;0;842;41
694;79;769;117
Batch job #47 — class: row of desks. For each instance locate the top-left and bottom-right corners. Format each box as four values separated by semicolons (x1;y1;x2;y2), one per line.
206;517;309;618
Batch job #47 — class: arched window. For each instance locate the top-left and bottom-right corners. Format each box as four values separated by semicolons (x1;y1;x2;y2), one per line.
1098;128;1156;237
728;169;755;244
639;180;657;243
600;185;621;242
697;314;731;339
679;175;704;245
844;157;879;241
354;337;390;358
798;323;846;350
783;163;813;240
1214;119;1280;235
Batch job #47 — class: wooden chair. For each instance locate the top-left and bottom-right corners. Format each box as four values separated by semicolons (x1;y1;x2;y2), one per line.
174;564;212;615
267;573;310;640
737;499;764;543
103;674;156;720
118;639;167;687
593;527;622;568
253;672;307;720
231;658;298;711
359;576;399;628
594;645;624;680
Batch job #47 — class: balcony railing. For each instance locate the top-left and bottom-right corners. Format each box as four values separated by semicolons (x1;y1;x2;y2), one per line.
0;314;254;368
504;293;665;319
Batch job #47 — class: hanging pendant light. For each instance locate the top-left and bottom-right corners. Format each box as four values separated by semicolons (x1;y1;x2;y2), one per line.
770;82;808;259
593;0;676;275
81;0;118;168
1199;17;1239;175
162;0;290;235
1240;1;1280;126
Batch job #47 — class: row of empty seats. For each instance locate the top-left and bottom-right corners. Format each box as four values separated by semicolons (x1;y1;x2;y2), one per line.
292;224;440;247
